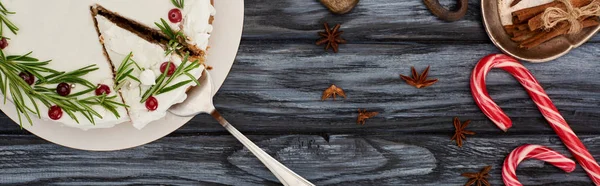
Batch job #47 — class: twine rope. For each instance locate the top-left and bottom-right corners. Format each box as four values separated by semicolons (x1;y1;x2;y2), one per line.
542;0;600;34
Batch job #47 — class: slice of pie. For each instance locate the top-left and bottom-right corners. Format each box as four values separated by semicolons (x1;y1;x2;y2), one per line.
91;1;214;129
2;0;215;129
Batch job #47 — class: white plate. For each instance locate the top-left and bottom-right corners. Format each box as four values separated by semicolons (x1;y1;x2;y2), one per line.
0;0;244;151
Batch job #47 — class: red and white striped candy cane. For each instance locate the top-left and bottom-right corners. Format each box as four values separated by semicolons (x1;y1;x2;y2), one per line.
470;54;600;184
503;144;576;186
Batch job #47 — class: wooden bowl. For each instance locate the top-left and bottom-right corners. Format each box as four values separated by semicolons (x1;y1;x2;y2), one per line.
481;0;600;63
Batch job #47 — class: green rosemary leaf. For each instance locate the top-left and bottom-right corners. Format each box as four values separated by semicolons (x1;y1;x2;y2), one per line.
154;21;169;38
46;77;95;88
160;19;175;37
116;52;133;75
0;50;5;62
161;56;186;90
141;71;167;102
126;74;141;83
24;69;46;82
0;2;9;12
105;99;129;107
9;53;36;61
27;92;41;119
0;4;18;35
63;108;79;124
131;60;142;71
42;65;98;84
9;85;29;111
2;74;8;104
10;87;32;125
171;0;184;9
115;52;142;91
42;71;64;81
15;104;22;127
80;110;94;124
184;72;200;86
33;86;53;93
104;103;120;118
139;53;202;102
46;94;72;101
114;82;126;92
117;68;134;82
68;87;96;98
80;94;106;102
157;80;192;95
78;102;102;119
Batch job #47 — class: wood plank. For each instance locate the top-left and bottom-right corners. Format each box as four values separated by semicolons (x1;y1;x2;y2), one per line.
0;134;597;185
0;42;599;134
243;0;600;42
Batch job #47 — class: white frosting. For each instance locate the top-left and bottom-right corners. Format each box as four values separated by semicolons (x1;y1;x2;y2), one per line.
97;0;215;51
140;70;157;86
96;16;204;129
183;0;216;50
1;0;213;129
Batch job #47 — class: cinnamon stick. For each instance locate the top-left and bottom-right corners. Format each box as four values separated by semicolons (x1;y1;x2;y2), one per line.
521;17;600;49
504;25;517;35
512;0;590;24
516;23;529;30
527;0;592;31
511;30;540;41
511;0;523;7
513;28;537;37
504;23;533;36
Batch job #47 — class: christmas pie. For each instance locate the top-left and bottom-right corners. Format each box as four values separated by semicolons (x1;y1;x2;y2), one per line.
1;0;215;129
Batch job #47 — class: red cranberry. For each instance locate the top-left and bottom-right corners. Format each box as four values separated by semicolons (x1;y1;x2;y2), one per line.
56;83;71;96
18;71;35;85
48;105;63;120
0;38;8;49
145;96;158;111
168;9;183;23
160;62;176;76
95;84;111;96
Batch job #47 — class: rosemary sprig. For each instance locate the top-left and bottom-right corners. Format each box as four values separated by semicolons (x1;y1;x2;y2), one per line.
114;52;141;91
0;50;126;126
155;18;184;56
171;0;185;9
0;1;18;36
140;52;200;103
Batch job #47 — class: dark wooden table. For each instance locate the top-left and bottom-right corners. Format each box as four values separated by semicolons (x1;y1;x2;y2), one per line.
1;0;600;185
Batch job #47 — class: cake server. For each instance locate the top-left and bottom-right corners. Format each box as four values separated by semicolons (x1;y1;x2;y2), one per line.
169;70;314;186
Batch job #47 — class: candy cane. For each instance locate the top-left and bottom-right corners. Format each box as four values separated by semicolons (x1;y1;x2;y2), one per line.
470;54;600;184
503;144;576;186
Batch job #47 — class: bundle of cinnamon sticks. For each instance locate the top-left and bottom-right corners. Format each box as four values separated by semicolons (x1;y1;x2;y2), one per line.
504;0;600;49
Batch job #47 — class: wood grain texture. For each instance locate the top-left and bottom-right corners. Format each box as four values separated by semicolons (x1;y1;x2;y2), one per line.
242;0;600;42
4;42;598;134
0;0;599;185
0;134;598;185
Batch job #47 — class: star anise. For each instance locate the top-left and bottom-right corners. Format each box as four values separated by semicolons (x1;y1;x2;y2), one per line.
316;22;346;53
357;109;378;125
322;84;346;100
461;166;492;186
451;117;475;147
400;66;438;88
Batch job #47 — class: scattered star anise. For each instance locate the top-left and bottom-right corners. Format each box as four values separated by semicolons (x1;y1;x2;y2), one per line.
357;109;378;125
322;84;346;101
400;66;438;89
462;166;492;186
451;117;475;147
316;22;346;53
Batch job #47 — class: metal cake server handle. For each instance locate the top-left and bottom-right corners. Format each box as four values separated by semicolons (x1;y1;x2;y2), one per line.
169;70;314;186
